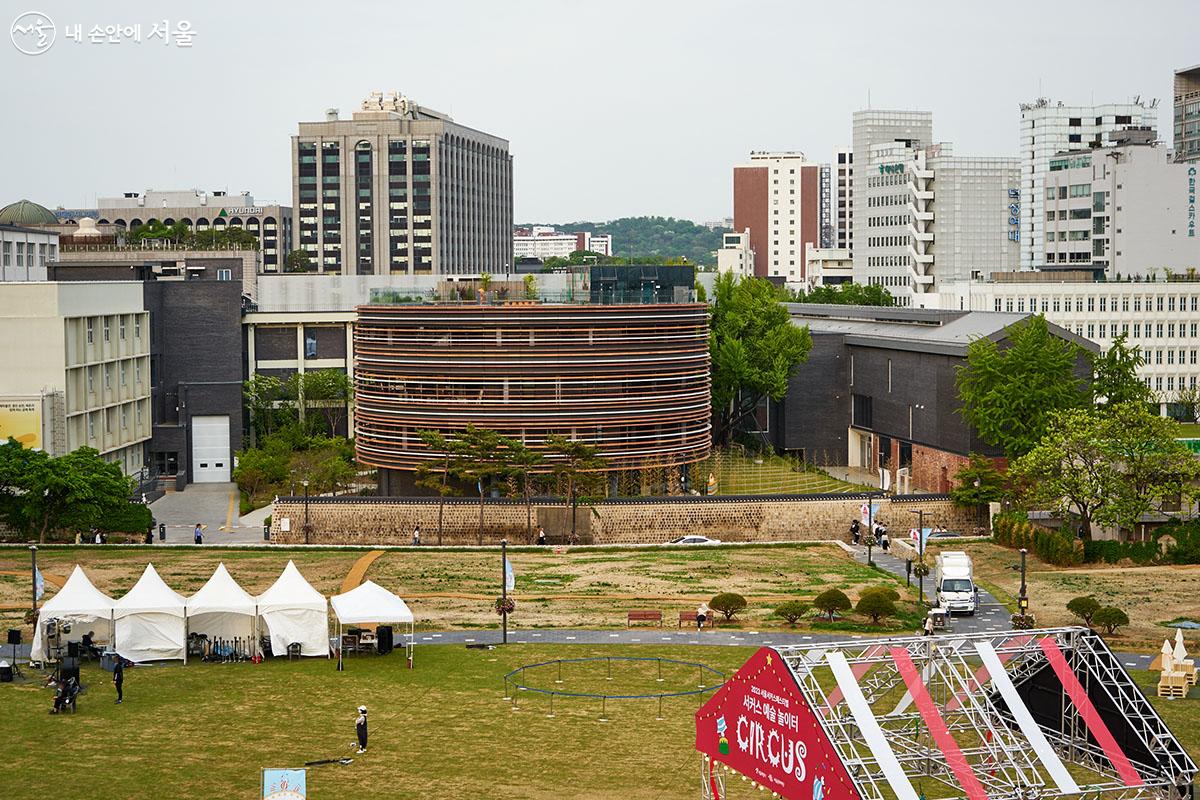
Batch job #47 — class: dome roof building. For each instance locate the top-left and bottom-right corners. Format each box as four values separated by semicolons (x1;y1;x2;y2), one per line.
0;199;59;227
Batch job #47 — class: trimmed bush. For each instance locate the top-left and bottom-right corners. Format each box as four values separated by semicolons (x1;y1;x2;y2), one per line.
856;593;897;624
98;502;153;534
1093;606;1129;635
813;589;852;622
774;601;809;625
860;586;900;602
709;592;748;621
1066;596;1101;626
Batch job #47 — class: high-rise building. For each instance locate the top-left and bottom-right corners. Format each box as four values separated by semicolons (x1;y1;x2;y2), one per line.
732;152;820;281
1174;65;1200;163
833;146;853;253
1018;97;1157;269
292;91;512;276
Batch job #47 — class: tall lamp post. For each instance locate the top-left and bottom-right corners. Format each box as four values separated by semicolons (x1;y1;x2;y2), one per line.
908;508;926;606
1017;548;1029;617
29;545;38;613
302;479;311;545
501;538;509;645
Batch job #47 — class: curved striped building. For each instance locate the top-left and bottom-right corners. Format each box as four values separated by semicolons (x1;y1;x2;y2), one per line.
354;303;711;484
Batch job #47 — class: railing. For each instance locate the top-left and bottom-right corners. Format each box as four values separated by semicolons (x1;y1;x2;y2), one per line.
366;287;697;306
59;242;259;253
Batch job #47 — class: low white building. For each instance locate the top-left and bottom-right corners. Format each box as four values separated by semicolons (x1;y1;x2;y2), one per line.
513;226;612;259
716;229;754;277
1;224;57;282
804;245;853;287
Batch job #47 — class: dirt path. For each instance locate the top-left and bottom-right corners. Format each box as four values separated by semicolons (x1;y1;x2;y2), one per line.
0;570;67;609
340;550;386;593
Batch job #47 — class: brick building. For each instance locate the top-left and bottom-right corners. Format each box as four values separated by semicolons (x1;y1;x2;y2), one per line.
770;305;1095;492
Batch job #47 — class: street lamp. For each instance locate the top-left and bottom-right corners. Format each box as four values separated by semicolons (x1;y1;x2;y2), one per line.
1017;548;1029;616
907;508;926;606
501;538;509;645
29;545;38;613
302;479;311;545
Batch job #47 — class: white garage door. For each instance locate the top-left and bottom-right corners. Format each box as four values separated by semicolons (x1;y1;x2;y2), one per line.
191;415;231;483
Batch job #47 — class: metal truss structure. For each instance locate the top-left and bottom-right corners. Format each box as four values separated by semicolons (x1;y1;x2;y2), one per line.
772;627;1196;800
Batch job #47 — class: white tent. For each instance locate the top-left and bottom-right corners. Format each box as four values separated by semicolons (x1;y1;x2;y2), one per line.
114;563;187;663
330;580;415;664
256;561;329;657
30;566;115;663
186;563;259;658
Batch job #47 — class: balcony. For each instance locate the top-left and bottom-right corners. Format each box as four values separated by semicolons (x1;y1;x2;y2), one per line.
907;202;933;222
907;244;933;265
907;182;933;201
907;224;933;244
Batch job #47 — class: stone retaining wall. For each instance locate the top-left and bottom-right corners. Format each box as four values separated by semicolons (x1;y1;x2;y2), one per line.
270;495;985;546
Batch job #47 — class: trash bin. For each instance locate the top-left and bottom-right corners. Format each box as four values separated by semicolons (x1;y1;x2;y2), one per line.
158;524;166;542
263;522;271;542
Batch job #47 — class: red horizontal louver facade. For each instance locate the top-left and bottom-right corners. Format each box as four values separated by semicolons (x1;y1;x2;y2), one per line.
353;303;712;471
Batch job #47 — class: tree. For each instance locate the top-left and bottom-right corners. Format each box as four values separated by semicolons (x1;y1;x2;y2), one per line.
710;272;813;444
297;370;354;436
544;434;608;544
1173;384;1200;423
1093;605;1129;635
284;249;312;274
244;375;291;441
449;425;519;545
414;430;455;546
523;274;538;300
517;217;727;267
859;586;900;602
1066;595;1101;626
1009;408;1119;541
478;272;493;300
856;593;897;624
0;441;132;542
775;600;809;624
1101;402;1200;530
505;440;545;543
1092;334;1153;409
790;283;895;307
949;454;1008;508
813;588;852;621
956;315;1088;458
709;592;748;621
232;445;289;500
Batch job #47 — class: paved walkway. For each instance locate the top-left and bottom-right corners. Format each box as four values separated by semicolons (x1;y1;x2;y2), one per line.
149;484;264;544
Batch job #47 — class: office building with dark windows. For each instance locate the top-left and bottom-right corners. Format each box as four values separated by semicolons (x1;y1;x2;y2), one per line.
292;91;512;276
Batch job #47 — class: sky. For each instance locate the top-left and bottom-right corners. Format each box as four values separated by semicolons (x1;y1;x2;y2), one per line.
2;0;1197;224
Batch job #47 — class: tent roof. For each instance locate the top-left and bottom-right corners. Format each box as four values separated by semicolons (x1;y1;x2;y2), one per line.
114;563;186;618
38;565;114;617
331;580;414;625
256;560;327;613
186;563;256;616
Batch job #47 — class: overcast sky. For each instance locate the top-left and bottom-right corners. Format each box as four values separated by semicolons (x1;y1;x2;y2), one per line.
3;0;1196;223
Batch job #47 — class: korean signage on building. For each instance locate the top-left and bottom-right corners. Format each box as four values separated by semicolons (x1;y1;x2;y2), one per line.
1007;188;1020;242
1188;167;1196;238
0;397;42;449
878;163;905;175
696;647;862;800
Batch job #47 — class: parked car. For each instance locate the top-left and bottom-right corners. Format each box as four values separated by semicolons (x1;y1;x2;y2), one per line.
926;529;962;540
666;535;721;545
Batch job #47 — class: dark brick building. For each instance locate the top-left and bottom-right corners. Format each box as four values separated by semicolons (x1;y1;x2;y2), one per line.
770;305;1096;493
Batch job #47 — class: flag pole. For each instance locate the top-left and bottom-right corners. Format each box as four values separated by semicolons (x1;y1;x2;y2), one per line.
501;538;508;645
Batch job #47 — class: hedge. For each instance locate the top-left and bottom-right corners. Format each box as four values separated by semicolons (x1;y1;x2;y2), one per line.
996;513;1200;566
992;513;1083;567
97;502;154;534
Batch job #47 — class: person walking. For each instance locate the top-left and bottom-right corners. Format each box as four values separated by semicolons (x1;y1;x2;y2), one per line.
849;519;861;546
877;523;889;553
922;615;935;637
696;602;710;632
193;523;204;545
355;705;369;754
536;526;547;546
412;525;421;547
113;658;124;704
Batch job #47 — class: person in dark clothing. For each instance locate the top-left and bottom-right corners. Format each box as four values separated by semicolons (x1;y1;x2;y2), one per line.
51;677;79;713
849;519;861;545
355;705;368;753
193;523;204;545
113;659;124;704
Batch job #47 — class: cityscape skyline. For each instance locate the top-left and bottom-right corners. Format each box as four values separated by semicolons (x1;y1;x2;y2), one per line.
1;0;1196;223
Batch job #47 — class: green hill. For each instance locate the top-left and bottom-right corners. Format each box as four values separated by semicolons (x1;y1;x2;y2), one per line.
518;216;729;266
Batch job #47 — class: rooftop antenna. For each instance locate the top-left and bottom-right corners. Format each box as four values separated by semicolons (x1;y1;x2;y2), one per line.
867;88;871;109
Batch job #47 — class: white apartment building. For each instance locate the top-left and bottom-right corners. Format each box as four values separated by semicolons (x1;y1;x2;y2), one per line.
1018;97;1157;270
1;224;58;281
804;244;852;287
733;151;821;281
512;226;613;260
833;146;853;253
934;276;1200;412
1041;135;1200;278
0;282;151;473
716;229;754;277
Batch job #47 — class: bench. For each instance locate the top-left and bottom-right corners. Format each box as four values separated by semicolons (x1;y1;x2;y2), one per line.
627;610;663;627
679;611;714;628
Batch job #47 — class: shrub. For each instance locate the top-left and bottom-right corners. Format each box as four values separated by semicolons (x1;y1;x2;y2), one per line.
709;592;748;621
1011;613;1037;630
774;601;809;625
813;589;852;622
912;562;930;579
856;593;897;624
1093;606;1129;635
97;502;153;534
860;586;900;602
992;512;1083;567
1066;596;1101;626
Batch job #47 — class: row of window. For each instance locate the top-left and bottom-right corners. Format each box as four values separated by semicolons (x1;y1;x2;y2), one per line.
1;240;57;268
995;294;1200;314
85;315;142;345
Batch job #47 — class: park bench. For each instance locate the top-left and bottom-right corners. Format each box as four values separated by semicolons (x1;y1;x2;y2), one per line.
679;611;714;628
626;610;662;627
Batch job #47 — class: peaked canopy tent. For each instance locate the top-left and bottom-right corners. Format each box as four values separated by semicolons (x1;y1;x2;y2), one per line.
330;580;415;664
697;628;1197;800
30;566;115;663
114;563;187;663
256;561;329;657
186;563;259;658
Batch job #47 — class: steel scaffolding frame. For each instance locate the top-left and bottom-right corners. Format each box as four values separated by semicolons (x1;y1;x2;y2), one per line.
770;627;1195;800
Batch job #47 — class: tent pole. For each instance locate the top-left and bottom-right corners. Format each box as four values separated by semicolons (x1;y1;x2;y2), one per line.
183;610;188;665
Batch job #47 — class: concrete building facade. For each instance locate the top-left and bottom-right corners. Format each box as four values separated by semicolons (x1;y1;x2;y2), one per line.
1;224;57;281
56;189;292;273
292;91;512;276
732;152;820;281
833;146;853;253
1174;65;1200;163
1040;136;1200;278
1018;97;1157;270
716;229;754;277
0;282;150;474
512;226;613;259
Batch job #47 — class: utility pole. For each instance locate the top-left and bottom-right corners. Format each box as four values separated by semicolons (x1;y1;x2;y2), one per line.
908;508;926;606
501;538;509;645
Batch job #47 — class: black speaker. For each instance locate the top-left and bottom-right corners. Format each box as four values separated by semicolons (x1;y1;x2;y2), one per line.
59;664;80;684
66;641;80;658
0;664;12;683
376;625;393;656
6;629;19;645
62;656;79;670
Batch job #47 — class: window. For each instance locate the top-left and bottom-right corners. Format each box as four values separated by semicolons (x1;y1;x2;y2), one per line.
119;318;126;340
852;394;873;428
87;368;94;393
120;362;127;385
1134;323;1141;338
1;241;9;266
1099;324;1107;338
1170;323;1177;338
305;332;318;359
121;407;128;430
1134;297;1142;312
1170;297;1177;312
216;268;232;281
1087;297;1095;312
1121;298;1129;312
1087;324;1095;339
1158;297;1165;312
104;365;111;387
1156;350;1163;365
1158;323;1164;338
1156;377;1164;392
103;318;110;342
86;319;94;344
134;317;141;338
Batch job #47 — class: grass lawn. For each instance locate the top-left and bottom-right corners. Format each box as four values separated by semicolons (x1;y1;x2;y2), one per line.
1174;422;1200;438
1;644;1194;799
0;644;752;800
0;544;919;640
698;450;868;495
